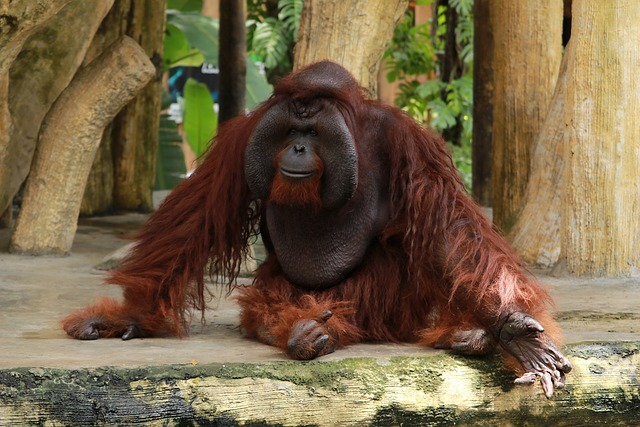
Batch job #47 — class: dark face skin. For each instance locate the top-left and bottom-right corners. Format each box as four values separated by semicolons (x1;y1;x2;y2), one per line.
245;99;389;289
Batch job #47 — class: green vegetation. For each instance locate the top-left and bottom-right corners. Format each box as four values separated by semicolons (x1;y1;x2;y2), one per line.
164;0;273;155
247;0;303;82
159;0;475;188
385;0;474;189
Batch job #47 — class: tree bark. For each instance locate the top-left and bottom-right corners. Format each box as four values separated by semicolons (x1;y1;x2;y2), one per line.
507;44;572;267
80;127;116;215
471;0;493;206
3;0;115;219
218;0;247;124
0;0;74;223
560;0;640;276
490;1;563;231
294;0;408;98
9;37;155;255
81;0;165;214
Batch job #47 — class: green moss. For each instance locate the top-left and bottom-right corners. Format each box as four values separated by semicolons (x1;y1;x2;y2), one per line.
1;344;639;426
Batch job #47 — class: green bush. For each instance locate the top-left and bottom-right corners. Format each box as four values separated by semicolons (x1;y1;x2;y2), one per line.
247;0;303;81
385;0;474;190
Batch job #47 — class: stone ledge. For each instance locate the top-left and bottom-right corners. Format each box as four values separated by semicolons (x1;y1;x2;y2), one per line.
1;342;638;426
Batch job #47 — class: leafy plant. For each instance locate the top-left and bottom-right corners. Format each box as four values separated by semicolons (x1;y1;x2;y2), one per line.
183;78;217;159
251;17;290;71
385;11;436;84
162;5;272;161
246;61;274;110
164;23;205;69
279;0;303;36
247;0;303;81
384;0;474;189
165;9;219;68
156;113;187;190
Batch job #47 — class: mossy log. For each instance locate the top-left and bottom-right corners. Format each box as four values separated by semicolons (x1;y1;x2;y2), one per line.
0;342;638;426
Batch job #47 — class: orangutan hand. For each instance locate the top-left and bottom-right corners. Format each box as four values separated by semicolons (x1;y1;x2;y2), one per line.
497;312;572;398
286;310;338;360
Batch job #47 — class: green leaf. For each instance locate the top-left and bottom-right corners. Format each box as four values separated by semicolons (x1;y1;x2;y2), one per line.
460;42;473;64
156;114;187;190
167;10;219;66
450;0;473;16
455;75;473;100
428;99;457;131
279;0;303;40
384;12;435;82
252;18;290;69
183;78;217;159
246;61;273;110
417;80;443;98
448;142;472;190
164;23;205;70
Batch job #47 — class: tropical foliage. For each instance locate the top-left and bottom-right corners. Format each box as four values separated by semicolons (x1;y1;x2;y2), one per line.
247;0;303;81
163;0;272;160
385;0;474;189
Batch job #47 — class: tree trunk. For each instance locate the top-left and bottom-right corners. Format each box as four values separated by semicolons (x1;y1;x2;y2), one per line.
9;37;155;255
294;0;408;98
218;0;246;124
490;1;563;231
471;0;493;206
507;45;572;267
81;0;165;214
80;127;116;215
0;0;74;223
79;3;128;216
560;0;640;276
4;0;115;218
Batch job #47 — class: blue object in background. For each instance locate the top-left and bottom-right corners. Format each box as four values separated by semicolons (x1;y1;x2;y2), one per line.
168;63;219;101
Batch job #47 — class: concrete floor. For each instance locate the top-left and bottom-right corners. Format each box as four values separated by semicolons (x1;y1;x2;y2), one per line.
0;212;639;370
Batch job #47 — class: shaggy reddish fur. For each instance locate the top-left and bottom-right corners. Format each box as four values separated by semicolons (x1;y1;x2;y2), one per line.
269;152;324;211
63;62;561;376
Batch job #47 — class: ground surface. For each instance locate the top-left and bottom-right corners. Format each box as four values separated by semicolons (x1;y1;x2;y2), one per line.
1;203;639;425
0;209;638;370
